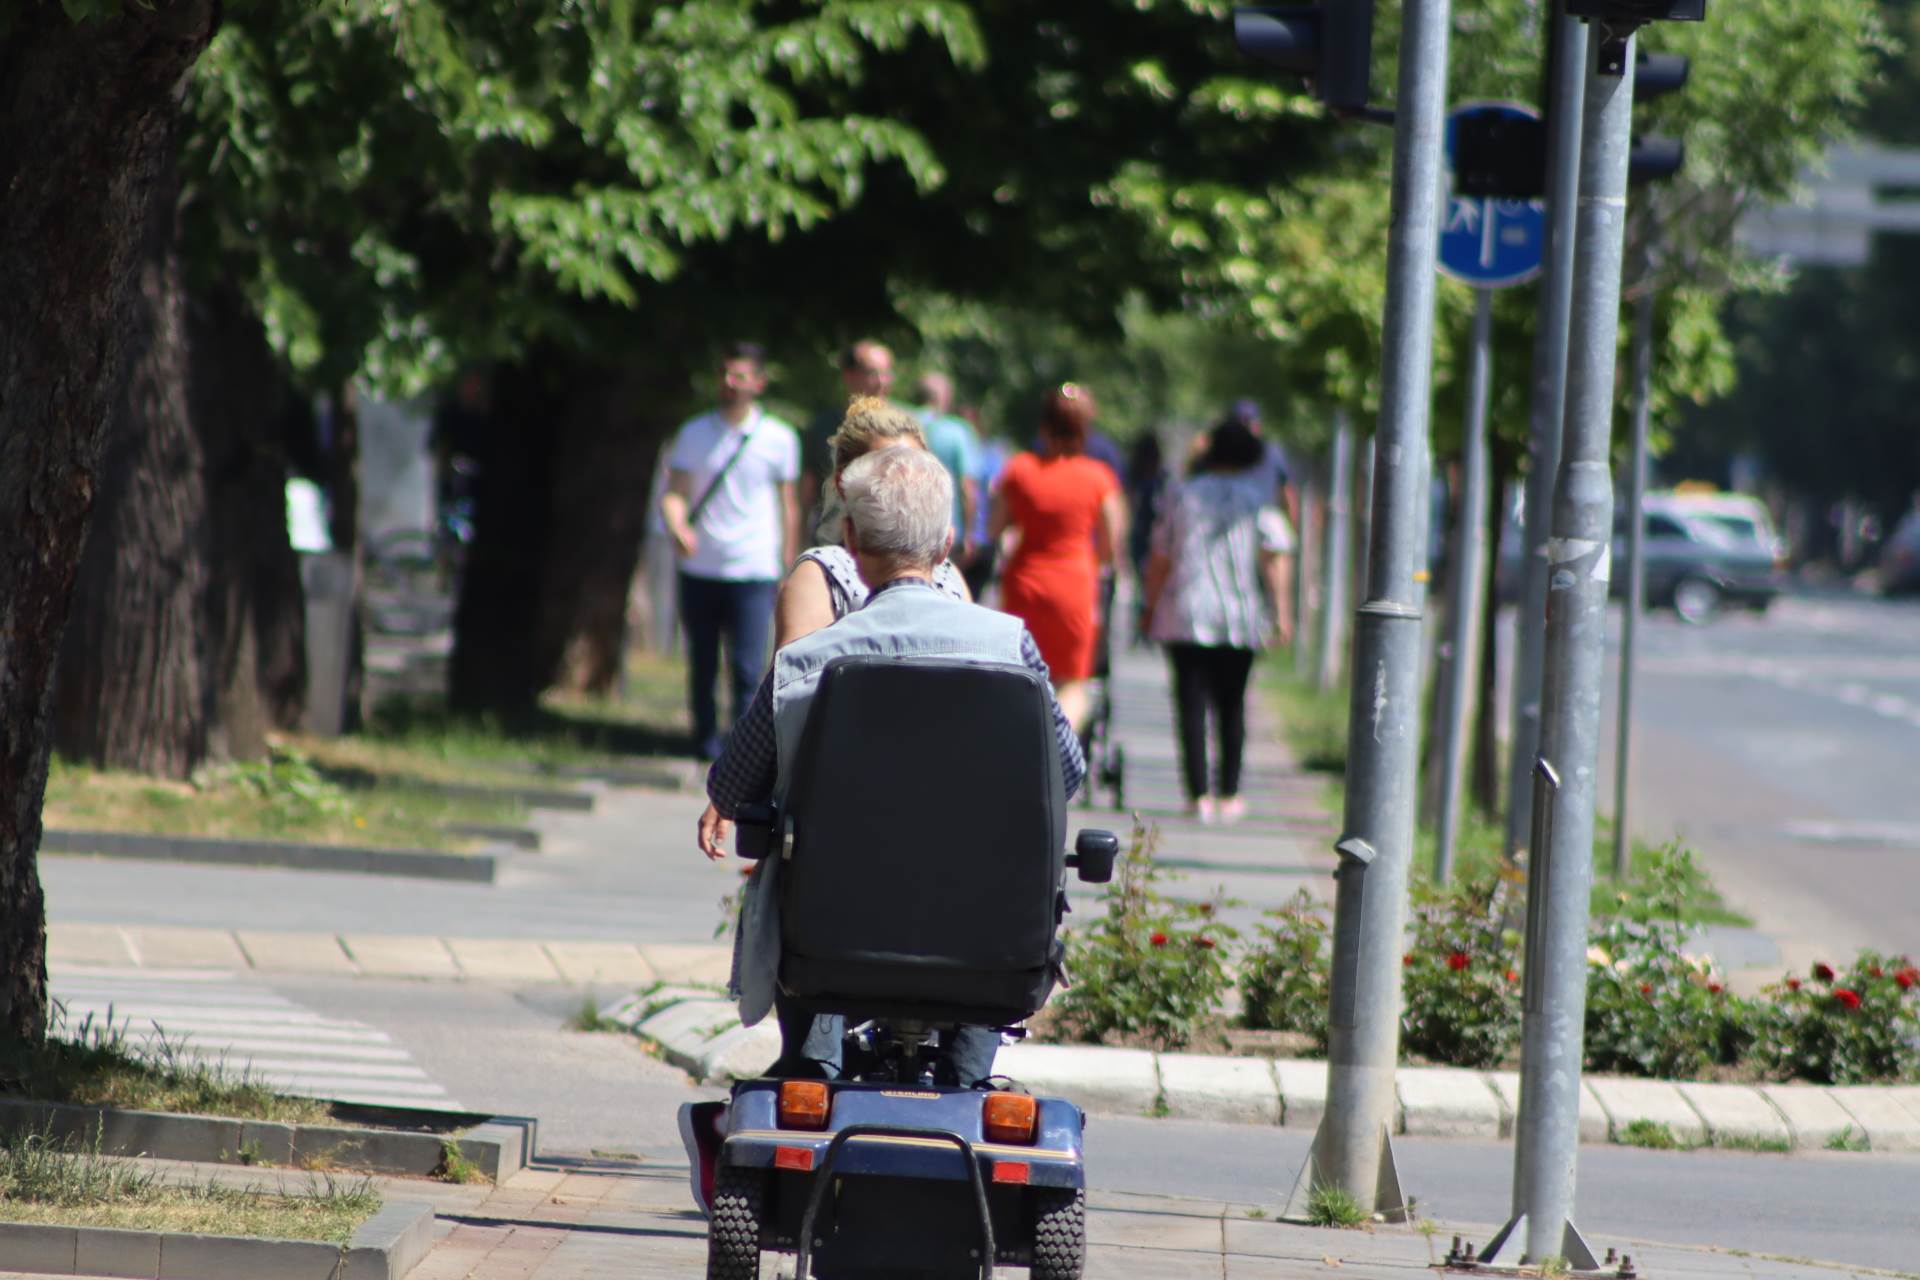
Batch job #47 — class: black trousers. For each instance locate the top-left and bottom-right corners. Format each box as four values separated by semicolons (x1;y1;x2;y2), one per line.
1166;643;1257;800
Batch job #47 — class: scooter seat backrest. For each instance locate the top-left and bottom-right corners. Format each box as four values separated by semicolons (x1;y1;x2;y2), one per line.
778;656;1067;1025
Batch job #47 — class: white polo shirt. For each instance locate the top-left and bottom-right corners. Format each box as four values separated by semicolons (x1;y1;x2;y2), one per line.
667;406;800;582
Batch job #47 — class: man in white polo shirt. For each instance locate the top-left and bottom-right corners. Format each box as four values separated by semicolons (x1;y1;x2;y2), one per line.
660;344;801;760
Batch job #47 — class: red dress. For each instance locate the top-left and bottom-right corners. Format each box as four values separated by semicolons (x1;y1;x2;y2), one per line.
997;452;1118;681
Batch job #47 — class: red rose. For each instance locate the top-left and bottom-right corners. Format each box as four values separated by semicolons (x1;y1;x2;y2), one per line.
1196;936;1216;950
1834;988;1862;1010
1708;982;1724;994
1640;983;1653;996
1896;969;1917;990
1505;969;1519;984
1870;965;1885;978
1149;932;1169;948
1403;954;1414;967
1786;978;1802;991
1447;952;1470;972
1813;963;1836;983
1198;902;1214;917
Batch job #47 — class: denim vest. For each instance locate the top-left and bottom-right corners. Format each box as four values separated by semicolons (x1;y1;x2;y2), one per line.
732;582;1027;1026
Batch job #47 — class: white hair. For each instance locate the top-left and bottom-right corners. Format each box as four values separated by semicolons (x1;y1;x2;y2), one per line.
841;445;953;568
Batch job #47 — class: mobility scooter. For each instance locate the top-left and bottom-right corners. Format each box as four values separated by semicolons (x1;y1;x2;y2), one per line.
710;656;1119;1280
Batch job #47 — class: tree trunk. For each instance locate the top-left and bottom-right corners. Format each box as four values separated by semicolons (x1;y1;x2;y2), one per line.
53;152;212;780
0;0;220;1043
186;283;309;756
450;353;679;714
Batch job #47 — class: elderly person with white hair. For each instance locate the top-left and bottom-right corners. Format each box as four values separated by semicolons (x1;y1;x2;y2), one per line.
698;444;1085;1078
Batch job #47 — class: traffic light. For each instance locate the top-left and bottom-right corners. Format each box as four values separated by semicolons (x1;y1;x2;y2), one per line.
1628;135;1684;183
1634;51;1690;99
1233;3;1376;115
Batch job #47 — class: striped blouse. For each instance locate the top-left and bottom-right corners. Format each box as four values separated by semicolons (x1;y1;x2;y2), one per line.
1147;472;1294;650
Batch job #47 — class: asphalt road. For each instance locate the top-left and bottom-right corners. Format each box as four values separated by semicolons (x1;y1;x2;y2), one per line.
1588;591;1920;971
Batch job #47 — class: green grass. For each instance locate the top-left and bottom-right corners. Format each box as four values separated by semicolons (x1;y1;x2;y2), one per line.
1825;1125;1872;1152
1262;660;1750;929
1304;1183;1368;1228
0;1129;379;1243
434;1139;488;1185
1713;1132;1793;1154
45;751;522;853
567;996;620;1033
1617;1119;1683;1150
3;1009;329;1126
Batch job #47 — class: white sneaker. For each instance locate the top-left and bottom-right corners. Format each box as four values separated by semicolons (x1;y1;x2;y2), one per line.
1217;796;1248;825
1190;796;1218;825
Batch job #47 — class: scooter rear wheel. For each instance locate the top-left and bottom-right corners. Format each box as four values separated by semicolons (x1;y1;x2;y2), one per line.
1030;1187;1086;1280
707;1165;767;1280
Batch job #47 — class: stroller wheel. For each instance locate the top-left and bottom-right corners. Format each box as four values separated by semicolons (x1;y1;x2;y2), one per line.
1105;743;1126;810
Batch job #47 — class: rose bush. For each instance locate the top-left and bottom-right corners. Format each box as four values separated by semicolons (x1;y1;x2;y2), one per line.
1398;873;1524;1068
1749;952;1920;1084
1238;889;1331;1049
1053;823;1237;1050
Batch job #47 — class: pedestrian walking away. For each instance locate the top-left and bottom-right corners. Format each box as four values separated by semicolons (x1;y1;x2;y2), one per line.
991;382;1126;734
800;339;899;521
1141;416;1296;824
912;370;982;573
658;343;801;761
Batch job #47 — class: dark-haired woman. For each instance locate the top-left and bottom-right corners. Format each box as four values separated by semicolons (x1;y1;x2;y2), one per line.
990;383;1125;730
1142;419;1295;824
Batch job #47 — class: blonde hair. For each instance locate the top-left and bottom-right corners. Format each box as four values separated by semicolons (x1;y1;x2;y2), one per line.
828;396;926;478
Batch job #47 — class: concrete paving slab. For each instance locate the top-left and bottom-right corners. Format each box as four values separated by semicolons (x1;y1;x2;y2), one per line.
1587;1076;1708;1145
234;930;359;975
447;938;564;983
1829;1085;1920;1151
342;934;461;979
1396;1067;1502;1138
637;1000;741;1071
1677;1081;1792;1147
1485;1071;1610;1143
696;1022;781;1082
47;922;135;967
1157;1054;1281;1125
639;942;732;985
543;941;657;987
1272;1058;1328;1131
996;1043;1161;1116
125;925;248;970
1087;1207;1225;1252
1757;1084;1861;1150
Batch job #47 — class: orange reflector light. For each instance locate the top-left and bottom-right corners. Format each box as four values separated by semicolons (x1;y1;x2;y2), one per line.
777;1080;830;1130
983;1092;1037;1144
991;1161;1031;1185
774;1146;815;1172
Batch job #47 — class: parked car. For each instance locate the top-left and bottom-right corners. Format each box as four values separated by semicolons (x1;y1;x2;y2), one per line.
1880;509;1920;596
1614;504;1783;623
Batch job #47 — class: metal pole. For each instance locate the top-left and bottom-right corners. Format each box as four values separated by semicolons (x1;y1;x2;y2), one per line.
1505;5;1589;863
1317;414;1355;693
1502;28;1637;1270
1290;0;1451;1219
1612;237;1655;881
1435;289;1495;883
1296;461;1320;678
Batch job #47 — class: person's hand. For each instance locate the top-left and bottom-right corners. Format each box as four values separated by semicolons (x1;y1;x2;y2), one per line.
697;803;733;861
1273;606;1296;649
670;520;699;559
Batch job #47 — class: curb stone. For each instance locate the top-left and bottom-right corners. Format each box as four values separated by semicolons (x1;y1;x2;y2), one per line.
0;1098;536;1180
622;992;1920;1155
41;829;499;883
0;1200;433;1280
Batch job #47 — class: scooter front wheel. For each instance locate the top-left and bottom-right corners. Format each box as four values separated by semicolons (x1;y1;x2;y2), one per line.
707;1164;767;1280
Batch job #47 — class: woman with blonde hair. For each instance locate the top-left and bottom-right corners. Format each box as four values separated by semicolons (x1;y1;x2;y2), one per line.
772;395;970;647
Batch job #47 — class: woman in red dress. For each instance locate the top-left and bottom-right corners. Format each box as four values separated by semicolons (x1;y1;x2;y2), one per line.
990;383;1125;731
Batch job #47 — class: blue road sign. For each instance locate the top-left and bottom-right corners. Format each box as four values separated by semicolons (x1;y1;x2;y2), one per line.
1439;102;1546;288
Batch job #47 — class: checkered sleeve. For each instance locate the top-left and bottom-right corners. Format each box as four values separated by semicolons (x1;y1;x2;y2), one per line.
1022;631;1087;800
705;674;778;819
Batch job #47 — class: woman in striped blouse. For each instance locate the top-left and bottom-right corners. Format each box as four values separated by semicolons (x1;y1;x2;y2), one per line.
1140;418;1296;824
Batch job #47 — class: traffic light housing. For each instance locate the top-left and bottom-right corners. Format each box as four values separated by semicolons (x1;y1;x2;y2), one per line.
1563;0;1705;24
1634;51;1690;99
1233;3;1376;114
1628;135;1685;183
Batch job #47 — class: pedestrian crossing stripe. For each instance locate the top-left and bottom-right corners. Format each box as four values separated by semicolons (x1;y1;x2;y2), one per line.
49;966;463;1112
